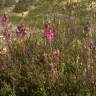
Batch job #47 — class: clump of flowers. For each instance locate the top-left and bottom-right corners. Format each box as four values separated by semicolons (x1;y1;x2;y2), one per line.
0;14;9;26
45;29;54;41
44;23;54;41
16;24;28;37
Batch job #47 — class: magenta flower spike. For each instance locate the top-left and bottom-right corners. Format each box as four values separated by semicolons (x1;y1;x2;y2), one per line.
44;23;54;41
1;14;9;26
45;29;54;41
16;24;28;37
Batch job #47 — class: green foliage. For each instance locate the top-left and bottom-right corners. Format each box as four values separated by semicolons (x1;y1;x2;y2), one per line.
0;83;16;96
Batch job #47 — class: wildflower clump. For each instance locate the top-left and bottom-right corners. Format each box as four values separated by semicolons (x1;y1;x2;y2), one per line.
44;23;54;41
16;23;28;37
0;14;9;26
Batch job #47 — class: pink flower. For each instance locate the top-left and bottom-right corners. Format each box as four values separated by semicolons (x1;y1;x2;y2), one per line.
44;23;54;41
1;14;9;26
45;29;54;41
16;24;28;37
52;50;60;59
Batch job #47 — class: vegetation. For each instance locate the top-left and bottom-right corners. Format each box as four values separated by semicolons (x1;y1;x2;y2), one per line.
0;0;96;96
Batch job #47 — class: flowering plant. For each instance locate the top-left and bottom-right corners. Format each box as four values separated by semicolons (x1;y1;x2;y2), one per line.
1;14;9;26
16;24;28;37
44;23;54;41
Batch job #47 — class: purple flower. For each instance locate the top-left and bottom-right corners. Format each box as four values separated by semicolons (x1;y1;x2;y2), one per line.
44;23;54;41
16;24;28;37
45;29;54;41
1;14;9;26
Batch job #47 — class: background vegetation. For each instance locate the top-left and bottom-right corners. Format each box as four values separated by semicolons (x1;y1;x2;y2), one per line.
0;0;96;96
